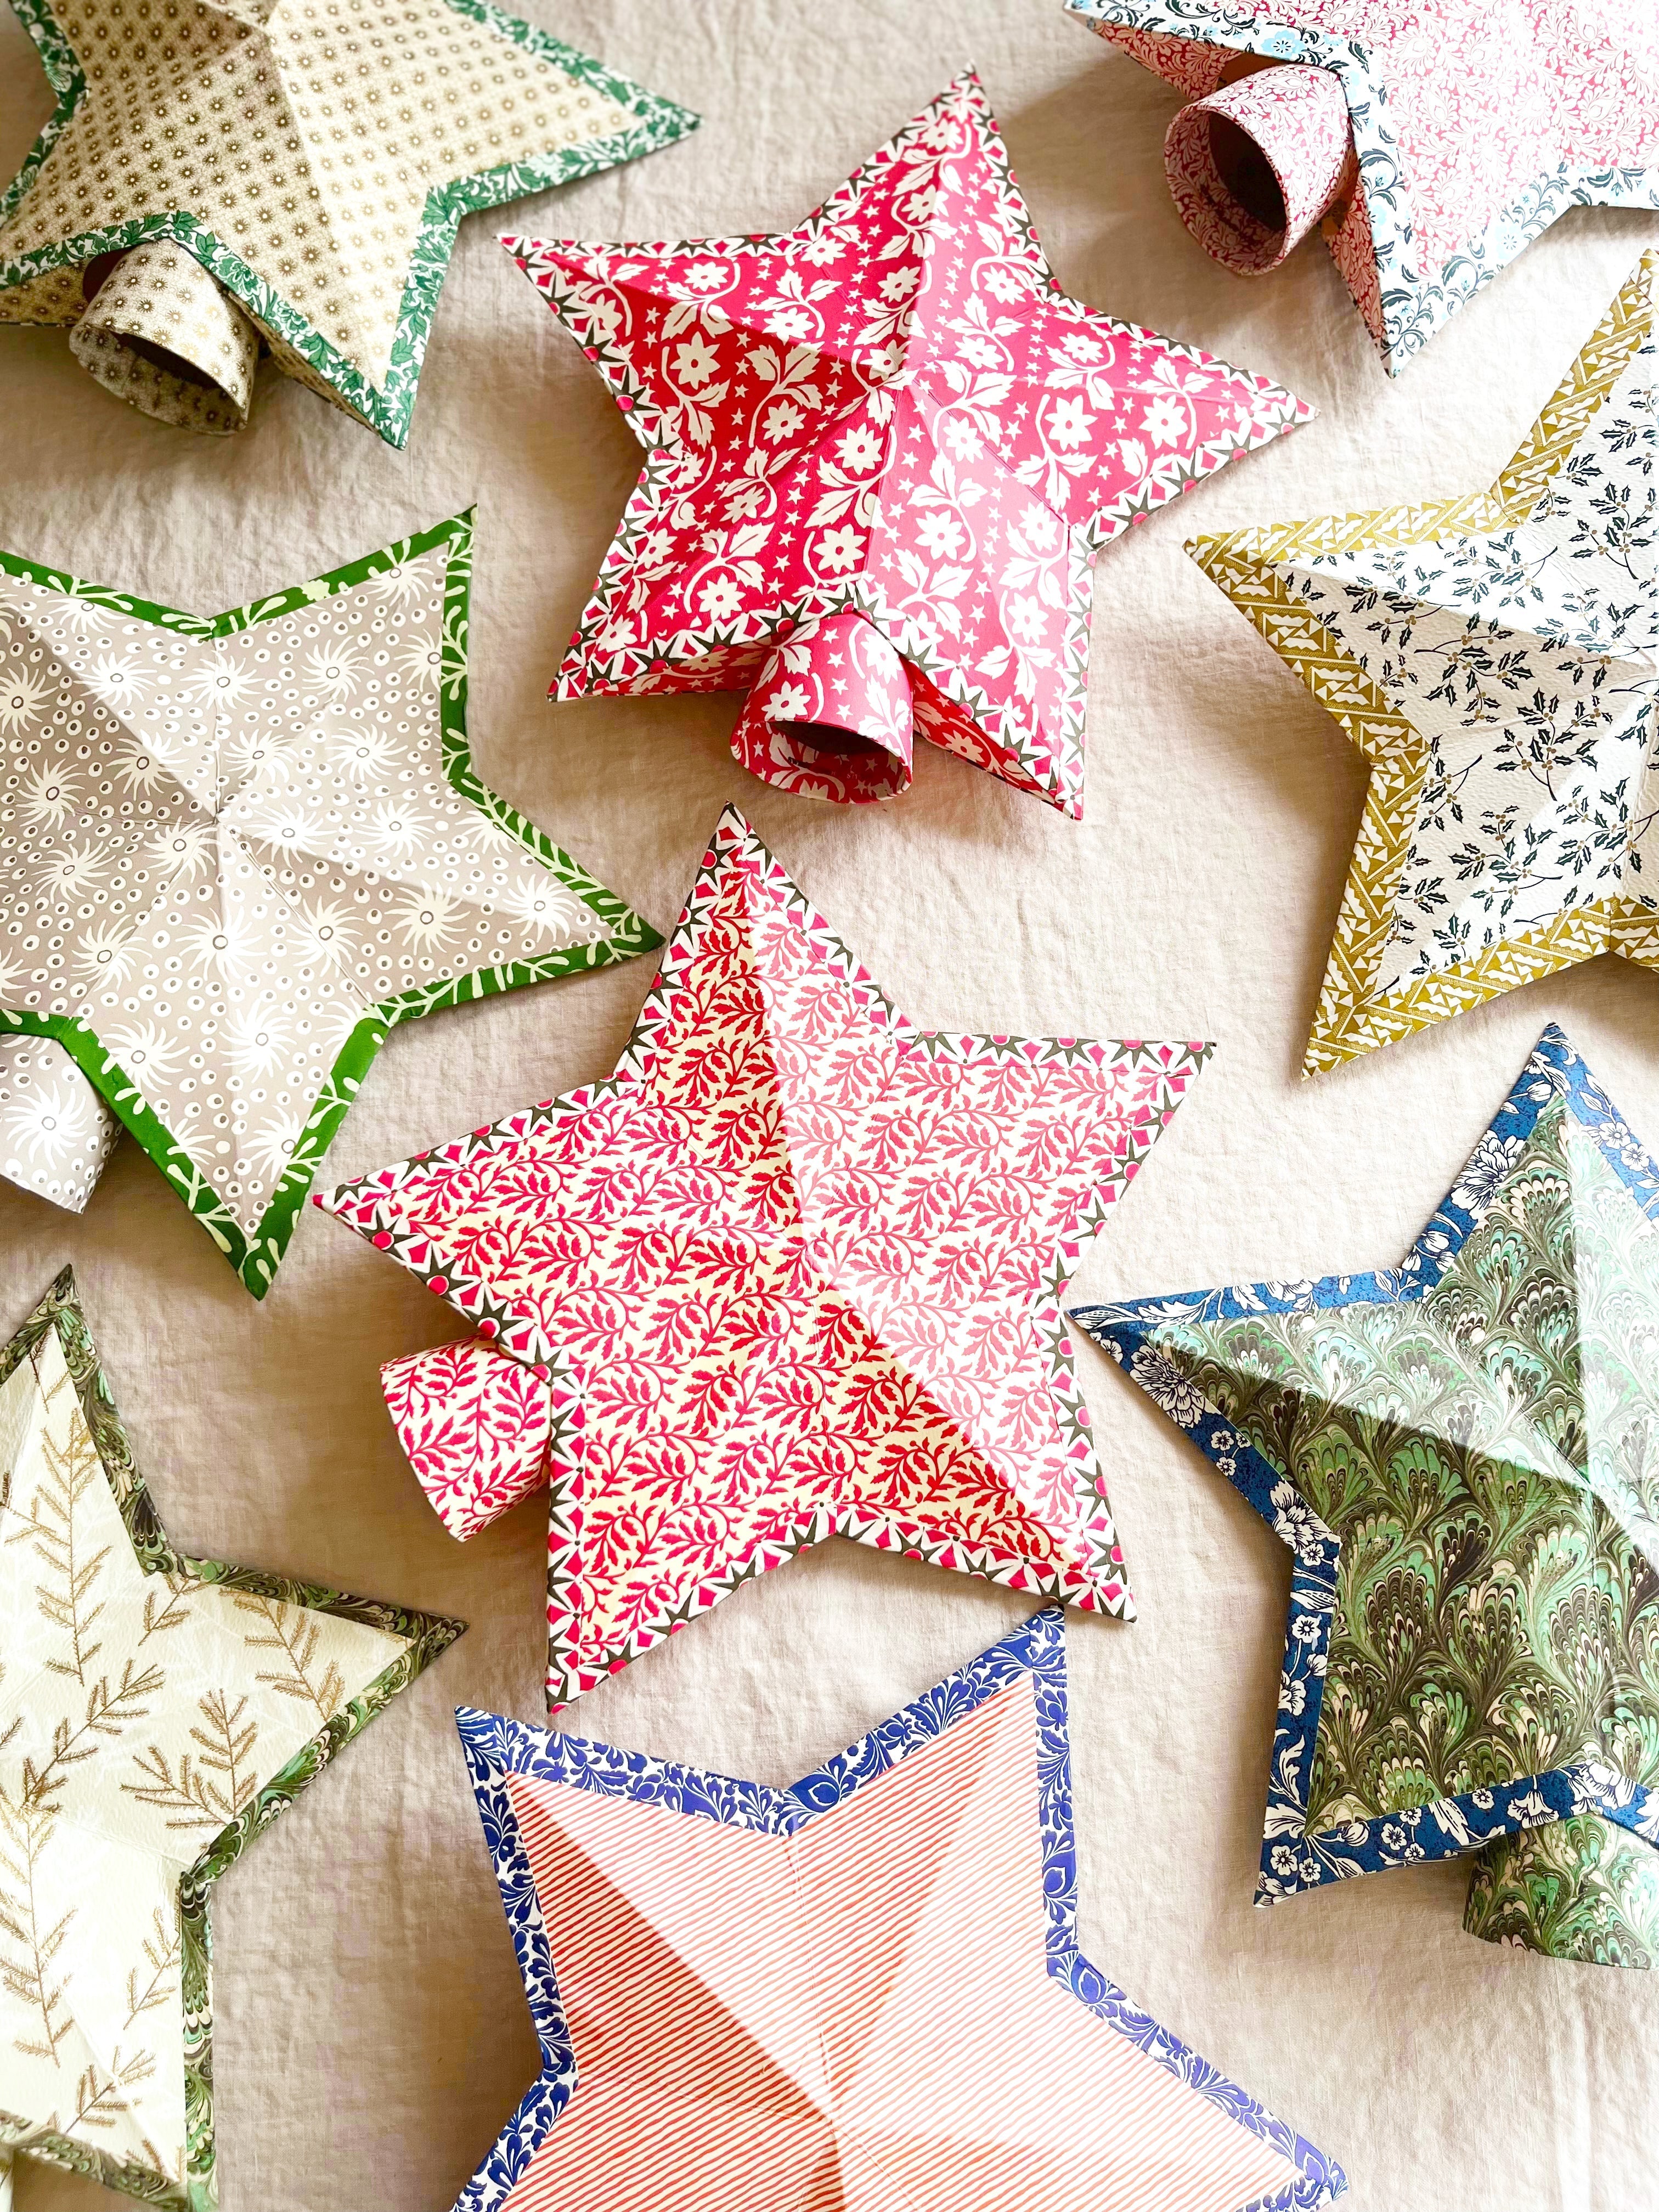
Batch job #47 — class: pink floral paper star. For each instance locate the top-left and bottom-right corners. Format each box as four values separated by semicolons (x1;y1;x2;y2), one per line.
315;809;1211;1706
503;73;1310;817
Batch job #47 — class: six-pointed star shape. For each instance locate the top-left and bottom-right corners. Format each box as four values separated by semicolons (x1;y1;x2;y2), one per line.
0;510;657;1294
452;1607;1345;2212
0;1269;461;2209
1067;0;1659;371
1073;1024;1659;1970
316;807;1211;1706
503;71;1309;816
0;0;696;441
1189;251;1658;1074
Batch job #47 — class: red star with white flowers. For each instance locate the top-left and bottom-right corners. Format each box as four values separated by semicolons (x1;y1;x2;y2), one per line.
503;72;1309;816
317;809;1211;1705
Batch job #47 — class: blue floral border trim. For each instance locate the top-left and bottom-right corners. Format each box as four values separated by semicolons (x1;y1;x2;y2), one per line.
1063;0;1659;374
452;1607;1345;2212
1073;1024;1659;1905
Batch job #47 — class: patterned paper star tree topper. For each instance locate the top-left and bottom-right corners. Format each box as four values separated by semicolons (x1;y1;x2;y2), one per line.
453;1607;1346;2212
0;509;658;1294
0;0;698;441
504;72;1310;816
1066;0;1659;371
1073;1024;1659;1969
1190;250;1657;1075
0;1269;462;2209
315;807;1212;1707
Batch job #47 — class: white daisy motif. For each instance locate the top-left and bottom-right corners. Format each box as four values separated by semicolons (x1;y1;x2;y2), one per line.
394;635;445;694
86;651;155;705
392;888;469;953
303;642;363;698
184;650;258;710
103;1018;183;1083
37;841;108;898
224;1005;293;1078
15;761;81;833
71;922;139;991
0;663;53;733
330;724;401;781
366;802;432;862
290;896;360;970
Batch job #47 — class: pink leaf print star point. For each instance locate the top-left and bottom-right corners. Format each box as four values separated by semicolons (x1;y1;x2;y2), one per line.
317;809;1211;1706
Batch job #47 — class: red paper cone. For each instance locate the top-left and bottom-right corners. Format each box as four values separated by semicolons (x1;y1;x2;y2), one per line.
729;610;916;803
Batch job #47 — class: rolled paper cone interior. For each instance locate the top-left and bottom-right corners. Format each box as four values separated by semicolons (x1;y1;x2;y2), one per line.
0;1031;120;1212
68;237;259;433
1164;63;1355;276
729;608;918;804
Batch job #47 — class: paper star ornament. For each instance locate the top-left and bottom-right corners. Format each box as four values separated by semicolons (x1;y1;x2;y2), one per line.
0;510;658;1293
316;806;1211;1706
503;72;1310;817
0;0;697;441
1074;1025;1659;1968
453;1607;1346;2212
1191;252;1657;1075
0;1268;461;2208
1067;1;1659;371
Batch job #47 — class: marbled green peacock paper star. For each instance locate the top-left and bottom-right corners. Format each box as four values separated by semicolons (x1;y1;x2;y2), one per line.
1074;1024;1659;1967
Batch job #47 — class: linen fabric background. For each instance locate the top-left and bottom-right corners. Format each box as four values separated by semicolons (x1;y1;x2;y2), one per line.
0;4;1654;2207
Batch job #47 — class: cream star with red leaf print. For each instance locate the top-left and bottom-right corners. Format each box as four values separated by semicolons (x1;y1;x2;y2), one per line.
502;72;1310;817
316;809;1211;1707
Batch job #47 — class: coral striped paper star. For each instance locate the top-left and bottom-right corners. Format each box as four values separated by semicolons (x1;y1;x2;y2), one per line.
316;809;1210;1706
450;1609;1345;2212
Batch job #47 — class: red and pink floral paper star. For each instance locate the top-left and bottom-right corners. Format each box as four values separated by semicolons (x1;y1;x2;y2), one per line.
315;809;1211;1706
503;72;1310;817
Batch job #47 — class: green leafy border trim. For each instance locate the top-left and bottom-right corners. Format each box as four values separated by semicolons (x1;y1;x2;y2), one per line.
0;0;698;447
0;510;662;1296
0;1267;465;2210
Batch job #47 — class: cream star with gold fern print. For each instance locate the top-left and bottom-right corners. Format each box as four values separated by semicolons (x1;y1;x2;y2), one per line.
1190;251;1657;1074
0;1271;461;2210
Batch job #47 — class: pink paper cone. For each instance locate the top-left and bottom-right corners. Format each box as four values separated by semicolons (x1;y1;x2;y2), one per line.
729;610;916;804
382;1336;553;1539
1164;64;1355;276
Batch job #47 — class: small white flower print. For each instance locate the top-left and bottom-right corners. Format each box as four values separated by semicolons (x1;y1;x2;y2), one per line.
673;332;720;388
1046;394;1097;450
1128;1345;1209;1427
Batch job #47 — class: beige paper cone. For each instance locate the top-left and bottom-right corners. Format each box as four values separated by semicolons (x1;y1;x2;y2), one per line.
69;239;258;433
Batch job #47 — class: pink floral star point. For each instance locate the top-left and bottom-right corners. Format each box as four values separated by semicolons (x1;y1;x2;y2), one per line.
503;72;1310;817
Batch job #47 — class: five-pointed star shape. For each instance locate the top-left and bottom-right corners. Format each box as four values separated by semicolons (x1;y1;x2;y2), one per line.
0;1268;461;2208
0;510;657;1295
1068;1;1659;371
316;807;1211;1706
452;1607;1345;2212
1190;250;1658;1075
0;0;696;442
503;71;1310;817
1073;1023;1659;1970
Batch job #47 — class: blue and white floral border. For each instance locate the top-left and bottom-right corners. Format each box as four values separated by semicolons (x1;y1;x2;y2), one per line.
1063;0;1659;374
452;1606;1346;2212
1073;1024;1659;1907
